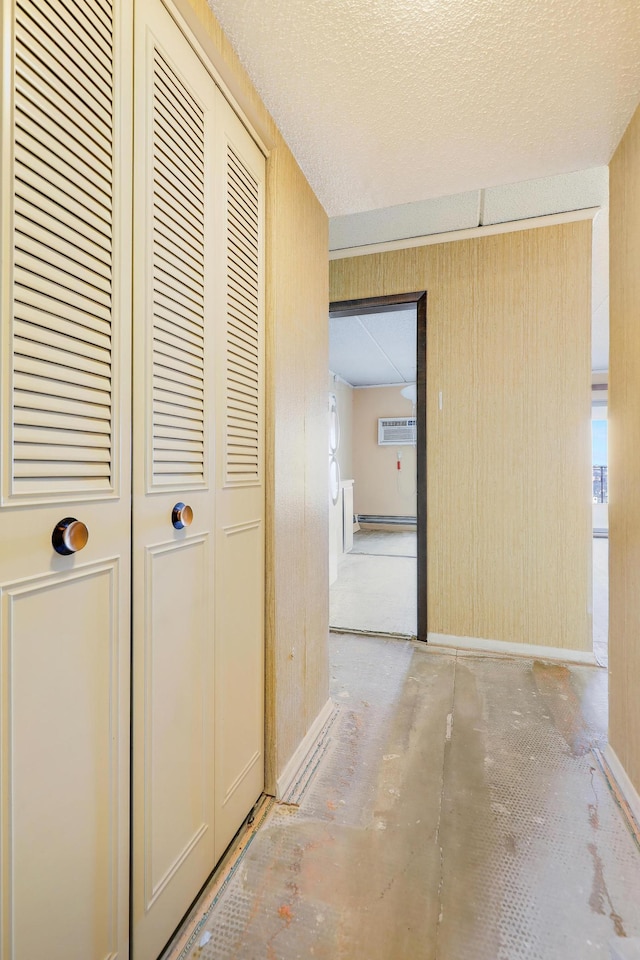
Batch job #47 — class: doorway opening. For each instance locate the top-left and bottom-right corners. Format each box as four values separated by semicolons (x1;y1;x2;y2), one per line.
328;293;427;641
592;379;608;667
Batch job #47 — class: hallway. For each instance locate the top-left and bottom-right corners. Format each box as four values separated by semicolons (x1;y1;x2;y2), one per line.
169;633;639;960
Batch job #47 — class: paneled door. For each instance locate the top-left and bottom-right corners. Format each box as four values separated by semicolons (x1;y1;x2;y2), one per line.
131;2;264;957
212;95;265;860
0;2;132;959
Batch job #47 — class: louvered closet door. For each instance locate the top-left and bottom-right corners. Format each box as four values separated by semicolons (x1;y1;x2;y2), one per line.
131;2;217;957
212;98;265;858
0;2;132;959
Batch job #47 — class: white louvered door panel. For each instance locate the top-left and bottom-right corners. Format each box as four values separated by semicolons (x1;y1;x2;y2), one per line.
0;2;132;959
131;3;216;958
225;144;260;483
151;46;206;487
213;97;265;859
11;0;117;497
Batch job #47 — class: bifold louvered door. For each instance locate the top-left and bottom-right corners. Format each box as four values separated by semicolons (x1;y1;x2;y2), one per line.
0;2;132;959
212;100;265;859
131;2;265;958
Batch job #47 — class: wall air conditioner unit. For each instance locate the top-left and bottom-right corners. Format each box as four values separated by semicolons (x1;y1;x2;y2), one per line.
378;417;416;445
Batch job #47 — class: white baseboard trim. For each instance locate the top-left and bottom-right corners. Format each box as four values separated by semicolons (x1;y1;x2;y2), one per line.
427;631;598;666
602;745;640;833
276;697;335;801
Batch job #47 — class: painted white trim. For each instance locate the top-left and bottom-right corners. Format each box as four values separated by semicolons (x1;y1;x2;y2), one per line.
603;745;640;830
276;698;335;801
329;207;600;260
427;632;598;666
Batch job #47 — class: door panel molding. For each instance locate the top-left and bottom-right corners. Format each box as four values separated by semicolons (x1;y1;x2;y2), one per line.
222;750;261;807
1;560;124;960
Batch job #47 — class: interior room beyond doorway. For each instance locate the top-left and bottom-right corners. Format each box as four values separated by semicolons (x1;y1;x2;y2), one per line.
331;527;417;635
328;302;419;637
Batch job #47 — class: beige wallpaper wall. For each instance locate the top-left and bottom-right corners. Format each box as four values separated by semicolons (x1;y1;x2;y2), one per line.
183;0;330;790
352;387;417;518
331;222;593;651
609;102;640;795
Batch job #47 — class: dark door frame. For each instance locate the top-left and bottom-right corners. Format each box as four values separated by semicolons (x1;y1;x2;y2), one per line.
329;291;428;642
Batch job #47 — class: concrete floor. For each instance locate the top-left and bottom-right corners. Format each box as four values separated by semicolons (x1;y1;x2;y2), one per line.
330;529;417;636
172;633;640;960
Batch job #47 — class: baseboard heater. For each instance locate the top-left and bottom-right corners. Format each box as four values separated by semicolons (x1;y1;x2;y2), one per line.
356;514;417;526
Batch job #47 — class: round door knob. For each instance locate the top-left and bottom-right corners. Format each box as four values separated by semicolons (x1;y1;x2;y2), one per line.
52;517;89;556
172;503;193;530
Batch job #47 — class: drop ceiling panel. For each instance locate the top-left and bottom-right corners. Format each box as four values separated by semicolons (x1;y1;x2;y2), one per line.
329;317;401;386
359;312;416;383
482;167;608;225
330;191;480;250
329;311;416;387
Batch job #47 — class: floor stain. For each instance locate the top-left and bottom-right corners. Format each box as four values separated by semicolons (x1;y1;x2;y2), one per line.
277;904;294;926
588;841;627;937
532;660;592;756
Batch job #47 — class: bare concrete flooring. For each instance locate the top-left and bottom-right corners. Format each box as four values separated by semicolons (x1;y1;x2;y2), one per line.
330;530;418;636
174;632;639;960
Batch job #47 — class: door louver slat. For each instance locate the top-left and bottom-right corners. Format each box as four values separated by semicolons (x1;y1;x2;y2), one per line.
14;391;111;423
154;202;203;259
15;141;112;216
14;315;111;359
225;146;260;482
11;0;114;496
15;55;112;143
19;2;113;102
14;338;110;381
15;240;112;296
15;57;112;157
14;425;111;447
151;50;205;486
28;0;114;77
17;111;112;192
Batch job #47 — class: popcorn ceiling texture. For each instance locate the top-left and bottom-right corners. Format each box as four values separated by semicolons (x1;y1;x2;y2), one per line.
206;0;640;217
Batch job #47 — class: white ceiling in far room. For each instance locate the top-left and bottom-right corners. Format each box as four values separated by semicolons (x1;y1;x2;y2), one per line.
329;307;416;388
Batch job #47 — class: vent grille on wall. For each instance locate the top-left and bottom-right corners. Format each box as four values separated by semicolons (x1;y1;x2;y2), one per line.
11;0;115;496
378;417;416;445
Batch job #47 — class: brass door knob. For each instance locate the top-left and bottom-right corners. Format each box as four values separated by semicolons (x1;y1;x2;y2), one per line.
52;518;89;555
171;503;193;530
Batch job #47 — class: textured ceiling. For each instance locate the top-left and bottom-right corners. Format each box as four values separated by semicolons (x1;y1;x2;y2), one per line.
207;0;640;217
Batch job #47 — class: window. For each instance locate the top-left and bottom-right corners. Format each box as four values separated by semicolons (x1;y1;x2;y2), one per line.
592;418;608;503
